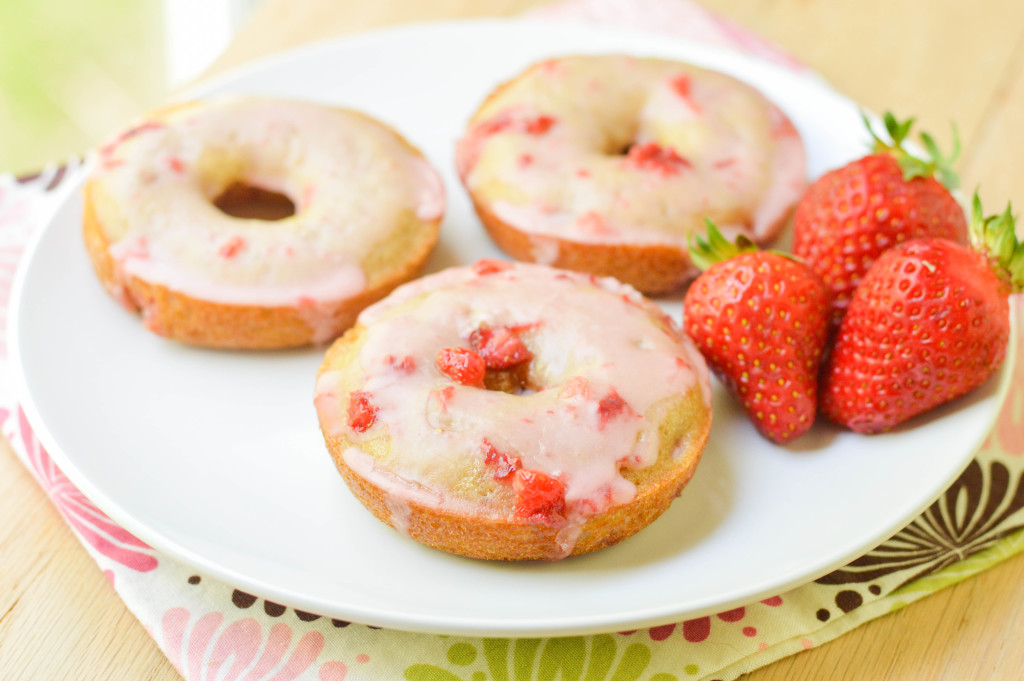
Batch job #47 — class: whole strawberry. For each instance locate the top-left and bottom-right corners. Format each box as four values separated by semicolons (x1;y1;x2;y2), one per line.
793;112;968;324
684;222;832;443
821;195;1022;433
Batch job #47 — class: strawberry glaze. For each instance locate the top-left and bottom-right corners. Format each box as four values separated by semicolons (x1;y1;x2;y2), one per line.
456;56;805;265
91;97;445;320
314;262;711;558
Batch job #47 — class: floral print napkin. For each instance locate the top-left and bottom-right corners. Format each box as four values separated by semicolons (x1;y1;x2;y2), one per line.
3;2;1024;680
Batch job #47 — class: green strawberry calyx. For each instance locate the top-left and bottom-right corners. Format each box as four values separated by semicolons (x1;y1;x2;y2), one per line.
969;192;1024;293
688;219;759;271
863;110;961;190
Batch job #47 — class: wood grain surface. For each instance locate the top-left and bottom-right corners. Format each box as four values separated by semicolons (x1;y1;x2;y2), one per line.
3;1;1023;679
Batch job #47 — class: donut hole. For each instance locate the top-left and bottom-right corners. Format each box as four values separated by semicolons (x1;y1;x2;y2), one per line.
610;141;638;156
212;181;296;221
602;123;642;157
483;364;537;395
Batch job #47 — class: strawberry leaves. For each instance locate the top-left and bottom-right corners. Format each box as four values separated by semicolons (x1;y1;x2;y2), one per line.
968;193;1024;291
688;219;759;270
864;110;961;189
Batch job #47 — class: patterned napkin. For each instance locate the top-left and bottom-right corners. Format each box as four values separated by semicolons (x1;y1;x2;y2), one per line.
3;2;1024;680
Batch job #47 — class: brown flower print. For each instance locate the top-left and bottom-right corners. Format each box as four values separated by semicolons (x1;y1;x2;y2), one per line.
223;588;380;629
818;459;1024;590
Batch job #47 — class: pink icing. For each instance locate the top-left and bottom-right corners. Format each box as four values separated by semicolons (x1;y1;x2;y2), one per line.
314;262;710;558
109;235;367;308
410;156;447;221
458;56;807;261
624;143;692;175
529;235;560;265
751;107;806;238
297;297;349;346
218;235;246;259
91;97;445;311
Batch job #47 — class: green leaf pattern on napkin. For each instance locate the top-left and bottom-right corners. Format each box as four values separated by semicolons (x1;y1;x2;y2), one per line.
405;637;654;681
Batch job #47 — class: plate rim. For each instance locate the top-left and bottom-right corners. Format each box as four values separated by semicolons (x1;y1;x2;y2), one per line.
7;17;1018;637
181;16;831;103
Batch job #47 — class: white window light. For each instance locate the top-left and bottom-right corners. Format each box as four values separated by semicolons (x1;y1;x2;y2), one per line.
162;0;266;86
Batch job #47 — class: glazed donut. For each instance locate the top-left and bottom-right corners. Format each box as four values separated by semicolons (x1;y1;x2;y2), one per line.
313;260;713;561
456;55;806;294
84;96;445;349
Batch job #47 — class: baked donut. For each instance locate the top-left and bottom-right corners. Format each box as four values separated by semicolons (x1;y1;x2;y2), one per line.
456;55;806;294
84;96;445;349
313;260;713;561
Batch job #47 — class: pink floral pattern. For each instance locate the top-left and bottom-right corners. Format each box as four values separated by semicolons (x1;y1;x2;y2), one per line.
989;381;1024;456
160;608;338;681
988;307;1024;455
644;597;784;643
18;407;158;572
0;236;28;358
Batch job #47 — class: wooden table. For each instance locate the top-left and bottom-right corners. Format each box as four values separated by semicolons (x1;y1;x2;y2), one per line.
3;1;1023;679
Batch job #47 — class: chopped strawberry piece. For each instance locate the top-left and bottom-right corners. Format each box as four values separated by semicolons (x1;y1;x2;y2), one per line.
433;386;456;410
597;390;631;427
670;74;702;113
218;235;246;258
537;58;560;73
577;211;612;235
469;326;533;369
476;114;515;136
100;120;165;157
167;156;185;173
671;74;692;99
625;143;691;176
347;391;377;433
525;115;556;135
472;259;513;276
508;321;540;334
473;113;556;137
513;469;567;521
384;355;416;373
436;347;486;386
576;485;615;515
481;439;521;480
560;376;591;400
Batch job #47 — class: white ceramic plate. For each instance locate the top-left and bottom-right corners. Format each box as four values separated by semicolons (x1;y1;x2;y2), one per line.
9;19;1016;637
